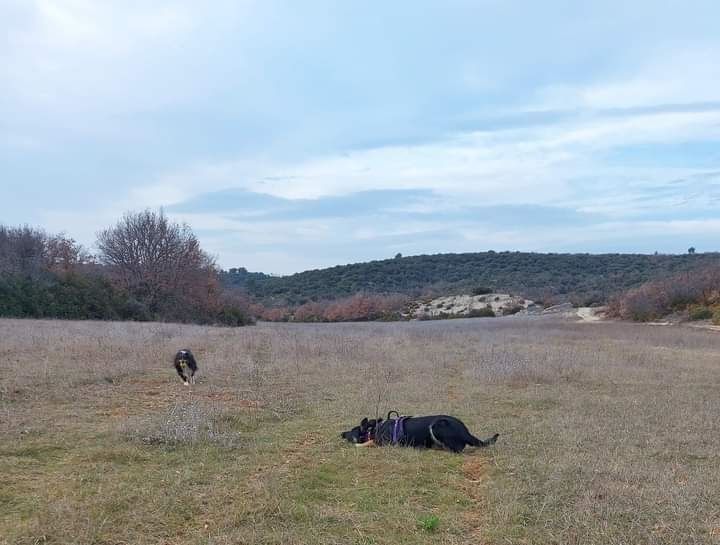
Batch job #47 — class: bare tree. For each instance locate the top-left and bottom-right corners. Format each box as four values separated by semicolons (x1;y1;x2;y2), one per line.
96;210;218;314
0;225;48;276
0;225;85;277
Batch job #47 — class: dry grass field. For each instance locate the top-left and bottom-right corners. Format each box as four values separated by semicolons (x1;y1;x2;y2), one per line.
2;316;720;545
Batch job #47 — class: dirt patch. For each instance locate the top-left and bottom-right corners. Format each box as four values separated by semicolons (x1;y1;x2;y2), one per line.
113;374;265;411
281;431;324;468
459;455;490;543
462;455;487;483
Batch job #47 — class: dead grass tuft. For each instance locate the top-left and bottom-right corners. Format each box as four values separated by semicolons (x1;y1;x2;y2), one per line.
125;400;242;448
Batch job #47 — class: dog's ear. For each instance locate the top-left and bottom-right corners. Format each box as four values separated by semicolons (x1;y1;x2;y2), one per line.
360;417;369;430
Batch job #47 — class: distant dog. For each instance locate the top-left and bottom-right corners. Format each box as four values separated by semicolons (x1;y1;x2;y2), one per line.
341;411;499;453
173;349;198;386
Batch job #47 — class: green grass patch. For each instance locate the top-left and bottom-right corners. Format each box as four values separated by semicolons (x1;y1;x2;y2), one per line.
418;514;440;532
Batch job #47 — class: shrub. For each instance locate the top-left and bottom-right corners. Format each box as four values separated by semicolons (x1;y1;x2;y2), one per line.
712;310;720;325
607;266;720;321
688;305;712;321
216;305;255;326
293;301;328;322
502;304;523;316
472;287;492;296
290;293;409;322
468;307;495;318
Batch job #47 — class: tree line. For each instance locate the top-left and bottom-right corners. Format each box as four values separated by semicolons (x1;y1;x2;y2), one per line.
222;251;720;308
0;211;253;325
3;211;717;325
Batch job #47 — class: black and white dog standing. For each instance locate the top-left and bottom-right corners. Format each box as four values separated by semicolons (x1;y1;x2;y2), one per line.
173;349;198;385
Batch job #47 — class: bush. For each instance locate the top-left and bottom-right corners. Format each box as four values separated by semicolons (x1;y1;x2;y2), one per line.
607;266;720;321
468;307;495;318
472;287;492;296
216;306;255;326
502;304;523;316
712;310;720;326
688;305;713;321
290;293;409;322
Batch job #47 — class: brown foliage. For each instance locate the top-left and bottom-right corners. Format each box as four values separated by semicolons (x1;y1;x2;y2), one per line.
256;306;291;322
607;265;720;321
285;293;409;322
293;300;328;322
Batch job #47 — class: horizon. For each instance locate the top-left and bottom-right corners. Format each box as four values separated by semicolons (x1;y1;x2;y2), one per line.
3;1;720;274
233;248;713;277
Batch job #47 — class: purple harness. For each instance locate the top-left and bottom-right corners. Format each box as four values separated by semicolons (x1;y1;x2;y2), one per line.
391;417;409;444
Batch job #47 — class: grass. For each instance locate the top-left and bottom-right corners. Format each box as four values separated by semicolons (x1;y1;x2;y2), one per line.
1;317;720;544
418;515;440;532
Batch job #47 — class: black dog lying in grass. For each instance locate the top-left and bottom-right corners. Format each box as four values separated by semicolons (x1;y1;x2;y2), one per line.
341;411;499;453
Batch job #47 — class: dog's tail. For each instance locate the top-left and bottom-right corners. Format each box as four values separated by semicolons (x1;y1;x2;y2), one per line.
434;418;499;448
472;432;500;447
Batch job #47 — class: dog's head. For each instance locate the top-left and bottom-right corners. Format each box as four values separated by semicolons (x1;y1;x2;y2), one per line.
340;417;382;444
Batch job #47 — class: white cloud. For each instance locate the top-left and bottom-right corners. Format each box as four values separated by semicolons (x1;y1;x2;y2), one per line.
4;1;720;272
538;45;720;110
137;107;720;211
1;0;254;118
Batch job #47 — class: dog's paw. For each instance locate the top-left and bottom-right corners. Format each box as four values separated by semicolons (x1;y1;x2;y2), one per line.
183;381;189;386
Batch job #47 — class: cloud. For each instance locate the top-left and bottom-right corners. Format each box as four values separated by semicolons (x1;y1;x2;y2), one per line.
148;102;720;272
537;45;720;110
148;106;720;207
1;0;256;123
3;1;720;273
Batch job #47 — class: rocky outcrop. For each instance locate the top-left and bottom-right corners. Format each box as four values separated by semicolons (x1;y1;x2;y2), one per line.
411;293;533;319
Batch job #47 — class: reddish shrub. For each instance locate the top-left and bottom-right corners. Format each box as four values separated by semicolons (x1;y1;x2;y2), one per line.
293;301;329;322
607;265;720;321
321;293;407;322
283;293;409;322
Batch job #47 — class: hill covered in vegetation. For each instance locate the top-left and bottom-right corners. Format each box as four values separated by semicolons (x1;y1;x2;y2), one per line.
222;252;720;306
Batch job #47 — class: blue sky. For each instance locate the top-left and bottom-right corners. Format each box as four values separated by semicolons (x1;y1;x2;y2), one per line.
2;1;720;274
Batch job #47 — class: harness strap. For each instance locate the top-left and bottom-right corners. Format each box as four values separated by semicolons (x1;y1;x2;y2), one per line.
391;417;408;444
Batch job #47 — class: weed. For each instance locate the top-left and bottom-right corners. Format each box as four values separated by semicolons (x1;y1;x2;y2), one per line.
418;514;440;532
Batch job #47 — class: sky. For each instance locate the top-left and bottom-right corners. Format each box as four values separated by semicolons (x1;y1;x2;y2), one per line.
2;1;720;274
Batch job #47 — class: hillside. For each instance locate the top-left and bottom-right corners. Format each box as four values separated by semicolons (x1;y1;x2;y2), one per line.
221;252;720;306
